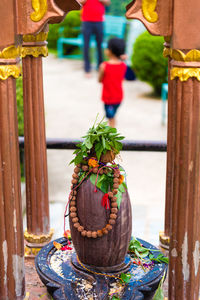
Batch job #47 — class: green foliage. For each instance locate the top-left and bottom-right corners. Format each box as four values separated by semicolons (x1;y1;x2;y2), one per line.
70;118;124;165
16;77;24;136
48;10;81;50
131;31;168;95
129;237;169;264
120;273;131;284
152;273;165;300
107;0;130;16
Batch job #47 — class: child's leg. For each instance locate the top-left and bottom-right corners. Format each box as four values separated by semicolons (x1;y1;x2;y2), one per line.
108;118;116;128
104;104;120;128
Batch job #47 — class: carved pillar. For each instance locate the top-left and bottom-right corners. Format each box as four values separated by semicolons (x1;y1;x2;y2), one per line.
22;32;54;256
0;48;25;299
159;39;173;250
167;54;200;299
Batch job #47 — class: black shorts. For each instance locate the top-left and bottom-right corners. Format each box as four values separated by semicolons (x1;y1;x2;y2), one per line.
104;104;120;119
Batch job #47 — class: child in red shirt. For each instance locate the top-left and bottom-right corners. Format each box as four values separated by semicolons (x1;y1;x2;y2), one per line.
98;38;127;127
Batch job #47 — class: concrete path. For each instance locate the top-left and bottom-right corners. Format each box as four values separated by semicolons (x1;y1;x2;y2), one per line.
43;55;167;246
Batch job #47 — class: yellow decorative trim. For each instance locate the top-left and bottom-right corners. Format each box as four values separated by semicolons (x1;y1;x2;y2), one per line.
164;48;200;62
0;46;20;59
24;245;42;257
31;0;48;22
21;46;48;58
142;0;158;23
159;231;170;246
24;228;54;243
171;67;200;81
23;32;48;43
0;65;21;80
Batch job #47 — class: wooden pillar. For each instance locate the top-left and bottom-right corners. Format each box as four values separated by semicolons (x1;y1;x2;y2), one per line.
22;32;54;256
159;38;174;250
167;56;200;299
0;50;25;299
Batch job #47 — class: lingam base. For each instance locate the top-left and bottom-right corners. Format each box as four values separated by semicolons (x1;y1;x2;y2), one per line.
35;237;167;300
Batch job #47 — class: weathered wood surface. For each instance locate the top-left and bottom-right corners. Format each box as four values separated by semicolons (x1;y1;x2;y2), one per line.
70;179;132;269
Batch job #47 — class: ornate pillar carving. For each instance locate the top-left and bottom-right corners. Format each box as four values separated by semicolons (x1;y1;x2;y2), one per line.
22;31;54;256
0;47;25;299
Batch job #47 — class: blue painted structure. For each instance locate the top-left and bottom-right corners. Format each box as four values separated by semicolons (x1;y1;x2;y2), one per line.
57;15;127;59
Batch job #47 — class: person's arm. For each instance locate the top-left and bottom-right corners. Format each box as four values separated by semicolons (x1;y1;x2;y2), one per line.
78;0;87;5
98;63;105;82
99;0;111;6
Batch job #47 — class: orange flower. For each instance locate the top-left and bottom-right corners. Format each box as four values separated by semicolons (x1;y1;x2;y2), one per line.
53;241;62;250
119;175;124;185
88;157;99;168
64;230;71;240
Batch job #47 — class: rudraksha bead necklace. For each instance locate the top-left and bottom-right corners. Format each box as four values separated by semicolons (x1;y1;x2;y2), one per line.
69;164;121;238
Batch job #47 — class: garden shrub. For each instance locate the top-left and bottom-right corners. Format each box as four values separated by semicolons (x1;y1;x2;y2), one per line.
131;31;168;95
48;10;81;52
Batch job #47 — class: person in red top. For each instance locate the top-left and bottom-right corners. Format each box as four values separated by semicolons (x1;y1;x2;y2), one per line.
78;0;110;75
99;38;127;128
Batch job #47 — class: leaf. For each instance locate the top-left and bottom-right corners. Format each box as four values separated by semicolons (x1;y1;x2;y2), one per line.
118;184;125;193
101;136;106;149
112;296;120;300
85;137;93;149
78;172;86;183
105;140;111;150
120;273;131;284
116;190;122;208
95;143;103;161
74;153;83;165
90;174;97;186
152;273;165;300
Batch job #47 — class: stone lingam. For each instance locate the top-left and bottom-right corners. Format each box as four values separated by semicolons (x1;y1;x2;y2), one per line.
35;120;167;299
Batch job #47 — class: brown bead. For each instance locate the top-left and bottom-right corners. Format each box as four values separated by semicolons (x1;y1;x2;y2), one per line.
74;167;80;174
70;212;77;218
86;231;92;238
113;189;118;195
97;230;103;237
114;172;120;178
111;202;118;208
91;231;97;238
73;190;77;195
70;206;77;212
78;226;84;232
70;201;76;206
93;167;98;174
99;169;104;175
69;195;73;200
111;208;118;214
108;192;113;198
104;169;108;174
102;228;108;235
82;165;89;172
72;179;78;185
74;222;80;228
106;224;112;231
72;173;79;179
72;217;78;223
81;230;87;237
113;178;119;183
112;196;117;202
76;164;81;167
72;196;76;201
109;219;116;225
110;214;117;219
113;183;119;189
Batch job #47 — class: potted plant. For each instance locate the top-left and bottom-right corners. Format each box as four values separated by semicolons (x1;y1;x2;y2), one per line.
68;119;132;271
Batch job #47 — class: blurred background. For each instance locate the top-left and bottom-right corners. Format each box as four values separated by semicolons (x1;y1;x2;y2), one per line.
18;0;168;247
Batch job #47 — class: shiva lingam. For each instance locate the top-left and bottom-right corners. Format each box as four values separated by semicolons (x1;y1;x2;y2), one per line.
35;120;167;300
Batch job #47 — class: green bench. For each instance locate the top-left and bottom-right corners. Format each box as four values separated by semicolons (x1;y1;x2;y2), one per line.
57;15;127;59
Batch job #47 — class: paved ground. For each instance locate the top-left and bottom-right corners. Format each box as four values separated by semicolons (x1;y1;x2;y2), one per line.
42;54;167;247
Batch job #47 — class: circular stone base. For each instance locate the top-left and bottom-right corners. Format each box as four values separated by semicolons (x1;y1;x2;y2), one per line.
35;237;167;300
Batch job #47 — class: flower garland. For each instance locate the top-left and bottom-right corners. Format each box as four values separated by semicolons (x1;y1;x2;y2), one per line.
68;161;123;238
